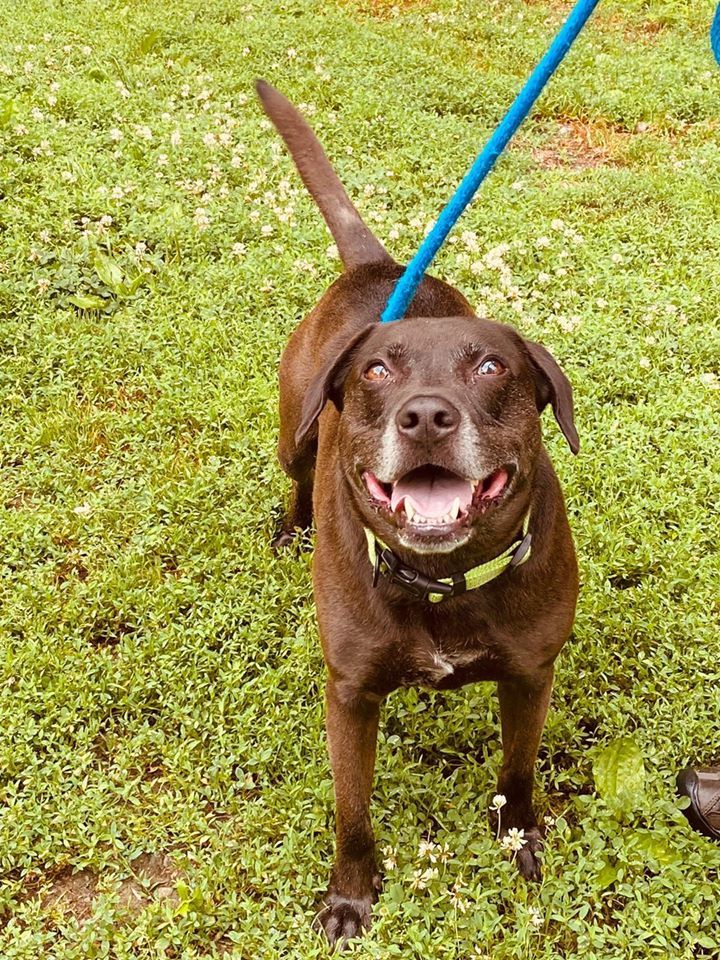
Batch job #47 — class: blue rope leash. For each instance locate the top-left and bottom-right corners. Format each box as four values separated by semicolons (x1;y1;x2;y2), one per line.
712;2;720;64
381;0;601;324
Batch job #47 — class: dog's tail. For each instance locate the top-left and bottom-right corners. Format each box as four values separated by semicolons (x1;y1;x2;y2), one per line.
255;80;393;270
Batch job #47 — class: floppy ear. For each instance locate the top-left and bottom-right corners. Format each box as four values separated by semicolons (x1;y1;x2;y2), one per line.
523;339;580;454
295;324;375;448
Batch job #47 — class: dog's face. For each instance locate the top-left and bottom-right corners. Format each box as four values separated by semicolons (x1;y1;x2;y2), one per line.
298;316;578;555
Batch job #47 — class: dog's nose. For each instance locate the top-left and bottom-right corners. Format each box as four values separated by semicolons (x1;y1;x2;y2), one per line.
395;395;461;442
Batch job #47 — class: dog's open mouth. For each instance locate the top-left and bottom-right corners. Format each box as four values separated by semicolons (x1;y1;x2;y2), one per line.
362;464;512;531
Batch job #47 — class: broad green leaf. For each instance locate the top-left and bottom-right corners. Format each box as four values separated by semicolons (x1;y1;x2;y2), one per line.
629;831;680;866
592;737;646;814
0;99;15;127
67;293;106;310
137;29;162;56
118;273;147;298
93;252;124;292
596;860;620;890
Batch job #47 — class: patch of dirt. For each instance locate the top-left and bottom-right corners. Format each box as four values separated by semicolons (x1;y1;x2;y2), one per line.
87;615;137;649
40;853;182;924
597;12;667;43
337;0;432;19
530;120;630;170
54;556;89;584
116;853;181;913
41;867;98;923
4;490;36;510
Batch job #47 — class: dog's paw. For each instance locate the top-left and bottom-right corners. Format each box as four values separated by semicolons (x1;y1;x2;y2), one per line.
271;527;297;552
509;826;543;882
314;893;373;949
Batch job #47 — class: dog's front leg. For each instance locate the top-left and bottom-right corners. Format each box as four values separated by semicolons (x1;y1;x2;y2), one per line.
316;679;381;947
495;671;553;881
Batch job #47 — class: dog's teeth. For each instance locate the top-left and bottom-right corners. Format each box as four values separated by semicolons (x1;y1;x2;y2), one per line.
405;500;415;521
449;498;460;520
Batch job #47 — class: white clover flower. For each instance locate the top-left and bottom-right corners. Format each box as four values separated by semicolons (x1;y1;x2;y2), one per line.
382;845;397;871
490;794;507;812
194;207;211;231
170;129;182;147
535;236;551;248
501;828;527;852
461;229;479;252
528;906;543;928
610;252;623;264
450;882;468;913
109;128;123;142
409;867;438;891
418;840;439;862
699;372;719;389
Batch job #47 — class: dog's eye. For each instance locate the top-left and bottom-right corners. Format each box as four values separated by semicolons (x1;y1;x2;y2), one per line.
364;362;390;382
476;357;506;377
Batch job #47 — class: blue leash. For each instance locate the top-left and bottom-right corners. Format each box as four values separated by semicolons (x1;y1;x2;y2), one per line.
381;0;720;324
381;0;601;323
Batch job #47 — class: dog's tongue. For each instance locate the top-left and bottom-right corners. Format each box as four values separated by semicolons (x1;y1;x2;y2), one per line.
390;468;473;517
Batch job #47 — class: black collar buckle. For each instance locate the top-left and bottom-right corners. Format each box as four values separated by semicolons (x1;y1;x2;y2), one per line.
374;545;455;602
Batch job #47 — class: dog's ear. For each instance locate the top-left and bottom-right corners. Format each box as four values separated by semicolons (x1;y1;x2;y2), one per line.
523;339;579;454
295;324;375;448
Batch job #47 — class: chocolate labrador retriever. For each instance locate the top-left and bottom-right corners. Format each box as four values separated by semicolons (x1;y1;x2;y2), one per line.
256;80;579;946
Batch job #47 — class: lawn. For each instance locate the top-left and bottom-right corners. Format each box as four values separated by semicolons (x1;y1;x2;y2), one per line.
0;0;719;956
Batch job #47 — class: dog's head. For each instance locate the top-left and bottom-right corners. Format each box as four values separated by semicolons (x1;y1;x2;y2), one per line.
297;316;578;555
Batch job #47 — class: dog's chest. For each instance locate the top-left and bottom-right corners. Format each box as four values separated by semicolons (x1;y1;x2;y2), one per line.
398;634;504;690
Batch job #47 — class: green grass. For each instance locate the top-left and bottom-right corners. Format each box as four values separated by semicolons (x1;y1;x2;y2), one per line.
1;0;719;956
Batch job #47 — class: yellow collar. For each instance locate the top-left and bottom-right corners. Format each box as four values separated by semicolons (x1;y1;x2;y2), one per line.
364;512;532;603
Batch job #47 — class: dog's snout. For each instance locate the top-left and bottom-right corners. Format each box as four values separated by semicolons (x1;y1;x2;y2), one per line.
395;395;461;442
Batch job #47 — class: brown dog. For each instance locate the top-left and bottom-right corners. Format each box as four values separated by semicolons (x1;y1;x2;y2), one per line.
257;80;579;947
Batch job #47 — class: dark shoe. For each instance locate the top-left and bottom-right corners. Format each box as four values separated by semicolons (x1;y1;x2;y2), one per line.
677;766;720;841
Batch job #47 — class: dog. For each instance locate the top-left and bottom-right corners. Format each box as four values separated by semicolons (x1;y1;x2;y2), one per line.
256;80;579;947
